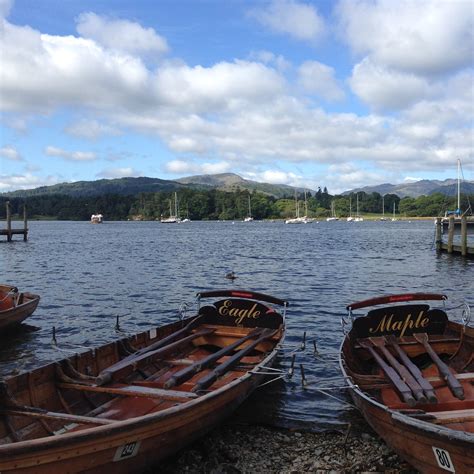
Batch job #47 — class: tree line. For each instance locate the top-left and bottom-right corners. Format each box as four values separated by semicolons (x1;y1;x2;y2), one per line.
0;188;472;221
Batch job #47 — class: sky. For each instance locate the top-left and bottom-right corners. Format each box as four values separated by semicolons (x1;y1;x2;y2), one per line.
0;0;473;194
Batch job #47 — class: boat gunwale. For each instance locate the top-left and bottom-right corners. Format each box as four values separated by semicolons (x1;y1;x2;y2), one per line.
338;329;474;446
0;321;284;457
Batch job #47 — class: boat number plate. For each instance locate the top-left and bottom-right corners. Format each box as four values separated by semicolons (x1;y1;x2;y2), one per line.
149;328;157;339
113;441;141;462
432;446;454;472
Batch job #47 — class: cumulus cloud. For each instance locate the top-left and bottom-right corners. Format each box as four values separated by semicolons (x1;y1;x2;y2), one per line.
64;119;121;139
164;160;231;176
0;145;22;161
349;58;431;111
245;169;302;186
96;167;140;178
0;21;150;113
336;0;473;76
76;12;168;57
154;60;285;112
45;146;97;161
249;0;325;42
298;61;344;101
0;173;60;192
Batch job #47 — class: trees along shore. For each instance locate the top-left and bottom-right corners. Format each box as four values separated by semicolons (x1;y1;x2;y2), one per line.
1;189;471;221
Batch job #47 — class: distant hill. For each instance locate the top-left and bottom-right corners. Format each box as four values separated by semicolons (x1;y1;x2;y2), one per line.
177;173;306;198
3;173;472;200
344;179;474;198
2;173;306;199
1;177;188;198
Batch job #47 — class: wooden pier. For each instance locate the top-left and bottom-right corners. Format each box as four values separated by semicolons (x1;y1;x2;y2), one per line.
435;216;473;257
1;201;28;241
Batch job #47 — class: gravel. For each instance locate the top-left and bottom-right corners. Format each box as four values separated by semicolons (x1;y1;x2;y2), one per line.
157;423;417;473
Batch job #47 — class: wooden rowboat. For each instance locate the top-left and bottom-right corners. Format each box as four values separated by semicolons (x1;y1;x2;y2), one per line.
0;284;40;331
340;293;473;473
0;289;287;473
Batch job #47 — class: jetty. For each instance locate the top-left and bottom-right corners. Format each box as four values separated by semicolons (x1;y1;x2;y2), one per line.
435;216;473;257
1;201;28;241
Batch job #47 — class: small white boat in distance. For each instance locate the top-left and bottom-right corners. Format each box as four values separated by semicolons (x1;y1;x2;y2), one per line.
91;213;103;224
326;201;339;221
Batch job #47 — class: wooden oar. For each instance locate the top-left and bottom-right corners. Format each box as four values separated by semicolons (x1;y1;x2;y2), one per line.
358;339;416;407
124;314;206;360
192;328;278;392
369;337;427;403
385;335;438;403
163;328;264;389
413;333;464;400
96;328;215;385
0;405;114;425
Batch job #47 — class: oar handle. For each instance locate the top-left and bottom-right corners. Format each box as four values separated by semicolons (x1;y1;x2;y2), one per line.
387;339;438;403
418;338;464;400
364;344;416;407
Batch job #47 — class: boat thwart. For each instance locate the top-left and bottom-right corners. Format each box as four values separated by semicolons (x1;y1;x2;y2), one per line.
0;289;287;473
339;293;473;473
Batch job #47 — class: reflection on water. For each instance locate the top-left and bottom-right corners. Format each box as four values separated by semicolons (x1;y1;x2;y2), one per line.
1;220;472;430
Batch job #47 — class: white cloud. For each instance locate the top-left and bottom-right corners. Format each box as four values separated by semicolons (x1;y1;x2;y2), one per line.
154;60;285;112
0;145;22;161
64;119;121;139
96;167;140;178
164;160;231;176
0;21;150;113
250;0;325;42
249;50;291;72
349;58;431;111
298;61;344;101
336;0;473;76
76;12;168;57
244;170;302;186
45;146;97;161
0;173;60;192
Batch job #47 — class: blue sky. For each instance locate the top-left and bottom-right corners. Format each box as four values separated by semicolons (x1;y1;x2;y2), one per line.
1;0;473;194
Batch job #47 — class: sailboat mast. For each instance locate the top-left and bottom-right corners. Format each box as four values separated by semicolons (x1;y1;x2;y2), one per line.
174;192;178;218
457;158;461;215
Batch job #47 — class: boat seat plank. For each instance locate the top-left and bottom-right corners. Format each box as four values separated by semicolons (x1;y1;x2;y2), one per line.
427;409;474;425
57;382;198;401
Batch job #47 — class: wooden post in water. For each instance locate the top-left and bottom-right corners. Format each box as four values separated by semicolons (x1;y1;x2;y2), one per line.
435;218;442;252
447;216;454;254
23;203;28;241
6;201;12;242
461;216;467;257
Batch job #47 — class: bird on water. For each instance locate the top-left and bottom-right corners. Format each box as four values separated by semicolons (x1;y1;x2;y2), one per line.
225;271;237;281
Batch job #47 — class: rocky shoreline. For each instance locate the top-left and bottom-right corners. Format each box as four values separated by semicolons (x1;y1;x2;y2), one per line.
158;423;417;473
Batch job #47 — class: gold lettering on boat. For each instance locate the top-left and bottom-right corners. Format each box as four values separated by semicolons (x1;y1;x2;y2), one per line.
369;310;430;337
218;300;261;325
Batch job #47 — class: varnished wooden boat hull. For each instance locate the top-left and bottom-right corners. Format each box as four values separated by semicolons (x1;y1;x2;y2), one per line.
340;310;474;473
0;363;273;473
345;376;474;473
0;285;40;330
0;290;286;472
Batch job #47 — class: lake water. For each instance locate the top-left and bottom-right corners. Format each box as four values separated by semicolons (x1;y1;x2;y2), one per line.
1;220;473;431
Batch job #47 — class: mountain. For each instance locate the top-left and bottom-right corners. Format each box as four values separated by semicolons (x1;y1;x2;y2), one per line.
1;173;304;199
344;179;474;198
3;173;472;200
1;177;189;198
177;173;305;198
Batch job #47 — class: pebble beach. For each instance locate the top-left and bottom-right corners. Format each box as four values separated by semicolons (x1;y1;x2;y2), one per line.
159;423;417;473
